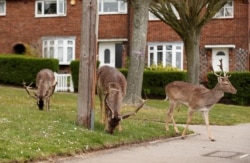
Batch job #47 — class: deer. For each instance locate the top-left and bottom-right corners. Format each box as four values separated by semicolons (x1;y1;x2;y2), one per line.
97;65;146;134
164;59;237;141
23;68;57;111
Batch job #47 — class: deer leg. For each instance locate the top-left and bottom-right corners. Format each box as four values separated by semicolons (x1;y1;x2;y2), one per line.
46;98;50;111
99;94;105;124
118;122;122;132
104;113;108;131
166;101;180;134
202;111;215;141
182;109;194;139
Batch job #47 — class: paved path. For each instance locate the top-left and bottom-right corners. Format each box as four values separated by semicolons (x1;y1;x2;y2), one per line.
53;124;250;163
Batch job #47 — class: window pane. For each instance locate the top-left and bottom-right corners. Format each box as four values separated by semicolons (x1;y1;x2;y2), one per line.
58;40;63;45
119;1;126;12
49;47;54;58
166;52;172;66
176;52;181;69
44;1;57;14
166;45;172;50
104;49;110;63
157;45;163;50
68;40;73;45
50;40;54;45
0;1;5;14
150;53;154;66
58;47;63;61
44;47;48;58
67;47;73;62
58;0;65;14
104;0;118;12
37;2;42;14
157;52;163;64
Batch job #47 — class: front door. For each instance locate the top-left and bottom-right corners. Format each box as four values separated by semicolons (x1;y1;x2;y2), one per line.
98;42;115;67
212;48;229;72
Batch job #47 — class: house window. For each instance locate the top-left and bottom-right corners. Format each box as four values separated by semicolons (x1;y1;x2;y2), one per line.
104;49;111;63
98;0;127;14
214;1;233;18
148;43;183;70
0;0;6;16
42;37;75;65
149;3;179;21
35;0;66;17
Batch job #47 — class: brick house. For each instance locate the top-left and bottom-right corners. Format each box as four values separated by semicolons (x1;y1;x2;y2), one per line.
0;0;249;83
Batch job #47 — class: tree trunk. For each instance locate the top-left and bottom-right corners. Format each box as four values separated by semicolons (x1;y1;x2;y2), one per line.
184;29;201;85
124;0;152;104
77;0;97;129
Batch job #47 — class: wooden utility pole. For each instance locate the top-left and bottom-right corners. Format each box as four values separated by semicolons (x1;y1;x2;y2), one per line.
77;0;97;129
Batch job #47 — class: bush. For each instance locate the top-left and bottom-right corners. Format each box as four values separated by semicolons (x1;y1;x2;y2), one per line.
71;63;187;96
70;60;100;92
207;72;250;105
0;55;59;86
70;60;80;91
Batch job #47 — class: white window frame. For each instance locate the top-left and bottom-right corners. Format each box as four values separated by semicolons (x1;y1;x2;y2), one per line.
35;0;66;17
0;0;6;16
148;42;184;70
98;0;127;15
42;37;76;65
214;1;234;19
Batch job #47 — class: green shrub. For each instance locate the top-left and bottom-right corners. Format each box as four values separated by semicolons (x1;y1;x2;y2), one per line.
0;55;59;86
71;62;187;96
207;72;250;105
70;60;80;91
142;70;187;96
70;60;100;92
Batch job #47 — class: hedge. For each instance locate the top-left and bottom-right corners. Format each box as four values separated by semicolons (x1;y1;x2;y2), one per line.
70;60;187;95
0;55;59;86
207;72;250;106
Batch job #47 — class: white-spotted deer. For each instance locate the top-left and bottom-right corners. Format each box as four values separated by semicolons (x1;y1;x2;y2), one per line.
97;65;146;134
165;59;237;141
23;69;57;111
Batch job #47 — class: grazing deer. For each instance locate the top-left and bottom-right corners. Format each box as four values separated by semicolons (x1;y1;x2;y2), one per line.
97;65;146;134
23;69;57;111
165;59;237;141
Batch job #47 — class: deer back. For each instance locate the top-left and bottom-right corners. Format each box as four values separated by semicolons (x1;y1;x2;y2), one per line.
97;66;127;114
166;78;237;109
35;69;56;100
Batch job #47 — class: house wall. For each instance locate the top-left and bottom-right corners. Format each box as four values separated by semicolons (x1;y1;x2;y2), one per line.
0;0;249;75
0;0;82;58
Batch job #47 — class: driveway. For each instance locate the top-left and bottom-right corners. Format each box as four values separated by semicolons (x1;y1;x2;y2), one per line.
52;123;250;163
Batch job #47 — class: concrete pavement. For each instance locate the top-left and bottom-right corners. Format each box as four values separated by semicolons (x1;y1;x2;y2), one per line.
52;123;250;163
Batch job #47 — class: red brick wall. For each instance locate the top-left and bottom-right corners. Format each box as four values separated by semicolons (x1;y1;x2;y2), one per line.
0;0;82;58
98;14;128;39
0;0;248;72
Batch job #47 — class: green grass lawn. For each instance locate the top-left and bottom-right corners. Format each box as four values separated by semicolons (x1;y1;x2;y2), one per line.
0;85;250;162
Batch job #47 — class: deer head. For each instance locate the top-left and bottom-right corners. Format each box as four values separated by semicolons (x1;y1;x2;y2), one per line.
104;88;146;134
213;59;237;94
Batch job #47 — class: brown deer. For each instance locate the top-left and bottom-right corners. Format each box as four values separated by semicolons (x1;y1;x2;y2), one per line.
164;59;237;141
23;69;57;111
97;65;146;134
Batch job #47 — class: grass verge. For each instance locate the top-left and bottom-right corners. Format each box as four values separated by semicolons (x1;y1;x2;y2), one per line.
0;85;250;162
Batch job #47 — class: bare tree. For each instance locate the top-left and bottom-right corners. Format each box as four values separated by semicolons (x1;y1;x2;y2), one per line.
123;0;153;104
150;0;230;84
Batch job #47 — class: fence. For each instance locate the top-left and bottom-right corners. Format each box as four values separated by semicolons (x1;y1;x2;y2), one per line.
54;73;74;92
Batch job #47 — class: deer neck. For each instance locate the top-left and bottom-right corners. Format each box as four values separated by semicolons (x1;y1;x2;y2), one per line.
205;84;225;105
